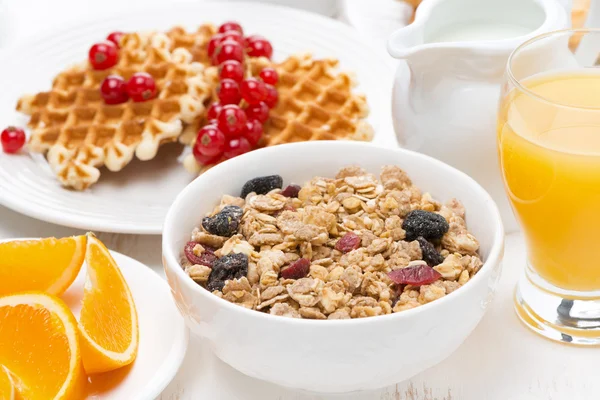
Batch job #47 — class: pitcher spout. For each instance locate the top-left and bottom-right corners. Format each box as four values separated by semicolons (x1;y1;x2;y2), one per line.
387;23;426;59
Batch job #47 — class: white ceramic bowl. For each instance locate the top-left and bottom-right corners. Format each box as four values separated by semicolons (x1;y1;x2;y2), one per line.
162;141;504;393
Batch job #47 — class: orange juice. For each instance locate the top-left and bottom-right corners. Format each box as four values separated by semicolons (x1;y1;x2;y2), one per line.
498;71;600;292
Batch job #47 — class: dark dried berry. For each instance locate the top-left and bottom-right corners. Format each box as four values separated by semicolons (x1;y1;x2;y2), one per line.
416;236;444;266
202;205;243;237
184;241;217;267
240;175;283;198
335;232;361;253
281;184;301;198
387;263;442;286
280;258;310;279
207;253;249;292
402;210;449;241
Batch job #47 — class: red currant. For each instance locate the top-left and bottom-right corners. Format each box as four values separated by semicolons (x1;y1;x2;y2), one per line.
106;31;124;48
1;126;26;154
212;40;244;65
218;60;244;82
208;119;218;126
218;22;243;35
244;102;269;123
245;35;273;59
193;144;221;166
264;84;278;108
207;102;224;120
224;137;251;159
207;34;224;58
240;78;267;105
89;41;118;70
217;79;241;105
259;68;278;85
196;125;226;157
100;75;128;104
243;119;263;146
220;30;244;46
217;104;247;138
126;72;157;102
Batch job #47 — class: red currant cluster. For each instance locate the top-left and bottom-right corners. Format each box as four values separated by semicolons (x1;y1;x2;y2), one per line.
193;21;279;166
89;31;158;105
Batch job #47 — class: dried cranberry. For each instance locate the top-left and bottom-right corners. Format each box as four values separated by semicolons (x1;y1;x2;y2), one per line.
387;264;441;286
281;184;301;198
416;236;444;266
184;241;217;267
281;258;310;280
335;232;361;253
402;210;449;241
207;253;249;291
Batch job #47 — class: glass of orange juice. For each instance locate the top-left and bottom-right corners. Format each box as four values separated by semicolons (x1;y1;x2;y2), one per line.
498;29;600;345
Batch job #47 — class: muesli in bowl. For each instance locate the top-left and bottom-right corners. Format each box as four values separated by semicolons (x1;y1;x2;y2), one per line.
180;165;483;319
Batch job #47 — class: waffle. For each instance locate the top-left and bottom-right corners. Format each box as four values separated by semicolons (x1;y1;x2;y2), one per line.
17;29;215;190
183;53;373;174
260;53;373;146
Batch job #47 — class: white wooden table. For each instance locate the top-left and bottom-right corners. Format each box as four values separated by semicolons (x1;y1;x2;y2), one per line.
1;1;598;398
1;203;598;400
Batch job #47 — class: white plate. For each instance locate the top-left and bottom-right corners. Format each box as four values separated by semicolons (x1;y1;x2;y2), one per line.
0;2;395;234
0;238;188;400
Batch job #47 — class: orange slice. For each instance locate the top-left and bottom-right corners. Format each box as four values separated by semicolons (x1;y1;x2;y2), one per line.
0;365;16;400
0;292;86;400
0;236;86;296
79;235;139;374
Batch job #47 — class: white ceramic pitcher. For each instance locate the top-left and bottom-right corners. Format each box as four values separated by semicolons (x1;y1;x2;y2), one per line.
388;0;570;232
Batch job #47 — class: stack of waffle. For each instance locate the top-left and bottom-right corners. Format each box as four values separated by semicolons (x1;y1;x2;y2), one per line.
17;26;217;190
183;52;374;174
17;24;374;188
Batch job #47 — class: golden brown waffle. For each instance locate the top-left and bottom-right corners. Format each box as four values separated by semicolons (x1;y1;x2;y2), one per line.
182;53;373;174
17;29;215;190
261;53;373;146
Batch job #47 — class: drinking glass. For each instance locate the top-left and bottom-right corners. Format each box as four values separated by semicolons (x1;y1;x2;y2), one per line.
498;29;600;345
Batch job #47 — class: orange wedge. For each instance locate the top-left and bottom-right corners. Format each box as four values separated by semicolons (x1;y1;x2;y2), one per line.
79;234;139;374
0;292;86;400
0;236;86;296
0;365;16;400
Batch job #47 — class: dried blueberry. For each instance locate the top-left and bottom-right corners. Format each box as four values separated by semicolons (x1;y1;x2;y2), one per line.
402;210;449;241
202;205;243;237
281;184;301;198
184;241;217;267
240;175;283;198
207;253;249;292
416;236;444;266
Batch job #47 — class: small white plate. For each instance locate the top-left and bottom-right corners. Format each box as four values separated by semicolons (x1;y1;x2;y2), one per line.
1;239;189;400
0;1;395;234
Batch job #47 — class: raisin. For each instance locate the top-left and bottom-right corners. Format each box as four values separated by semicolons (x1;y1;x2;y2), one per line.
280;258;310;279
416;236;444;266
281;184;301;198
202;205;243;237
387;263;441;286
207;253;249;292
402;210;449;241
184;241;217;267
335;232;361;253
240;175;283;198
